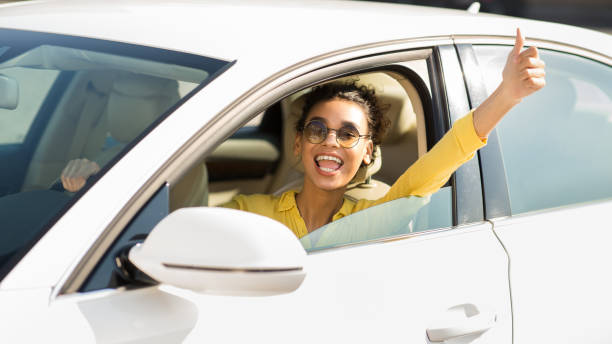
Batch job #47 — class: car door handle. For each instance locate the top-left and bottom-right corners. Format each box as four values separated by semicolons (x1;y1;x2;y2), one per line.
426;303;497;342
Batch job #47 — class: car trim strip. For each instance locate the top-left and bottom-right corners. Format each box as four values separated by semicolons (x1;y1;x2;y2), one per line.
162;263;303;273
453;35;611;66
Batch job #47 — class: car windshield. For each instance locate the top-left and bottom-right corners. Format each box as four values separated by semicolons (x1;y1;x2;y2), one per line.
0;29;230;278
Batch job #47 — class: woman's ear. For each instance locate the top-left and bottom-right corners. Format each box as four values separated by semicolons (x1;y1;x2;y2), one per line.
294;132;302;157
363;140;374;165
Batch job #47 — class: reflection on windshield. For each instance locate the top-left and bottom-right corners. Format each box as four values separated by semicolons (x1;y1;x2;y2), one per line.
0;29;231;279
300;186;452;251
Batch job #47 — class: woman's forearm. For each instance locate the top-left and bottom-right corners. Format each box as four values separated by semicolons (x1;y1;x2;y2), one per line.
473;84;521;139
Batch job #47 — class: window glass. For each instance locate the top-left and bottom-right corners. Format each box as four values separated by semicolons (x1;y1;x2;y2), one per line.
301;186;452;251
0;68;59;144
474;46;612;214
0;29;231;279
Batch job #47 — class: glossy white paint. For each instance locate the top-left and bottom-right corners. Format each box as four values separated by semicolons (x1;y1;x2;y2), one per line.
0;286;197;343
130;207;306;295
493;200;612;343
177;223;511;344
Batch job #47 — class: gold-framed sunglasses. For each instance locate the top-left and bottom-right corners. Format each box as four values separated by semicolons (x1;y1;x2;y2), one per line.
303;120;370;148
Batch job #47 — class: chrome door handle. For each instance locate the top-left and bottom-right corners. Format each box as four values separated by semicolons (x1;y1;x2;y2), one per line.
426;303;497;342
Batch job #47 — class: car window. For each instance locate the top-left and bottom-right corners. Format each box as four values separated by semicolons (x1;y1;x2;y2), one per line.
474;46;612;214
0;29;231;280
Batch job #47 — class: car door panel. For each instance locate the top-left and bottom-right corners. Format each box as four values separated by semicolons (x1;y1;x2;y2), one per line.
493;201;612;343
3;223;510;343
179;223;511;343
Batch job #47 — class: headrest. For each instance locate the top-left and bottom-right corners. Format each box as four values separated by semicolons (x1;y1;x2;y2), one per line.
88;71;115;95
107;73;179;143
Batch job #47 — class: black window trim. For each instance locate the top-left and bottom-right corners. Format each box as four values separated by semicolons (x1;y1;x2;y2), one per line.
455;43;512;219
432;45;485;225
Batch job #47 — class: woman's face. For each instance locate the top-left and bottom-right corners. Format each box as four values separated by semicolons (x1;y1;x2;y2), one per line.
295;99;373;191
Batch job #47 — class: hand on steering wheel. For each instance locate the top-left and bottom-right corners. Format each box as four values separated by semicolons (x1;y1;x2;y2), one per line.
60;158;100;192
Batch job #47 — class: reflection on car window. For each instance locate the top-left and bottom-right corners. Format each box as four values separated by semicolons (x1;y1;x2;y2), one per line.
0;68;59;144
0;29;231;280
301;186;452;251
474;46;612;214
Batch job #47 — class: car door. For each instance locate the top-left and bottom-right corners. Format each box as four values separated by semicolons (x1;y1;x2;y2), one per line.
41;42;511;343
459;38;612;343
179;44;511;344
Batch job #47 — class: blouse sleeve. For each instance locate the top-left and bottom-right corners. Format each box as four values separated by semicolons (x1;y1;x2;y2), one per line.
353;111;486;212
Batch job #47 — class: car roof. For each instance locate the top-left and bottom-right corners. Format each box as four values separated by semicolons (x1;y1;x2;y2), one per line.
1;0;610;65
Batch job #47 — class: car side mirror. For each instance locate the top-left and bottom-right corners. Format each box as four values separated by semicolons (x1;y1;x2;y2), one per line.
0;74;19;110
128;207;307;296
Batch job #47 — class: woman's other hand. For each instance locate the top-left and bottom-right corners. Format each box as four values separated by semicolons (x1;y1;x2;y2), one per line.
473;28;546;139
60;158;100;192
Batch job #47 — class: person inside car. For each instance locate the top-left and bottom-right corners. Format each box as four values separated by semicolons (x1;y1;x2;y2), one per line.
222;29;545;237
60;29;545;238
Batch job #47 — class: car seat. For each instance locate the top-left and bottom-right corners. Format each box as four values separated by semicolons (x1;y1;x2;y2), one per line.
101;72;208;210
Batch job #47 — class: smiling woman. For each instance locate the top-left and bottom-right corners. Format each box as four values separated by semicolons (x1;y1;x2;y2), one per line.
222;29;546;239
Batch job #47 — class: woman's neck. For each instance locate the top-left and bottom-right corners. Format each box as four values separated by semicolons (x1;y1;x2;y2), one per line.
295;180;345;233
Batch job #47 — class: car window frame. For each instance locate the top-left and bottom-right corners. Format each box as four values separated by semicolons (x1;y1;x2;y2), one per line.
59;39;487;295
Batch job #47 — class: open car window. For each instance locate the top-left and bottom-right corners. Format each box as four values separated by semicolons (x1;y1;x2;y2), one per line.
200;67;455;251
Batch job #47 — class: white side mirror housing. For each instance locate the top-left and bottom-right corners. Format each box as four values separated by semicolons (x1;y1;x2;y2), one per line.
129;207;306;296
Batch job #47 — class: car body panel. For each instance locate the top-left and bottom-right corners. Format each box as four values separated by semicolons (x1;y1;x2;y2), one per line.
458;35;612;343
493;200;612;343
1;223;512;343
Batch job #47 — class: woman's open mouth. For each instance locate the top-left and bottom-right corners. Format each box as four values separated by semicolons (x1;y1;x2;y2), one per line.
315;154;344;173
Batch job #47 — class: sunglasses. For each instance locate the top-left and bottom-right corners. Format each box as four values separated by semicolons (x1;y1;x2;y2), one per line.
303;120;370;148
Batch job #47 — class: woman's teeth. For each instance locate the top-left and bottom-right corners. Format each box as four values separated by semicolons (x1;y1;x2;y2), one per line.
315;155;343;172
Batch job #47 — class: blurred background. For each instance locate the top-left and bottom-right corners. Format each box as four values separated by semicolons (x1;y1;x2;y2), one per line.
0;0;610;34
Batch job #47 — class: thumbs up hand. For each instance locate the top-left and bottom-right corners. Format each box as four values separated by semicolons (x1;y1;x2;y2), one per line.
501;28;546;102
471;28;546;139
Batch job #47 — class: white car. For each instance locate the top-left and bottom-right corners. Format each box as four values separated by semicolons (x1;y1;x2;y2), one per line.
0;1;611;343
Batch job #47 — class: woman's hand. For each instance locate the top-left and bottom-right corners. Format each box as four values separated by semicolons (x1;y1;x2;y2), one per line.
500;28;546;102
473;28;546;139
60;158;100;192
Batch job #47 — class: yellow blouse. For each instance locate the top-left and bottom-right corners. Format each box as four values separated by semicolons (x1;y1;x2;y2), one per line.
222;111;486;238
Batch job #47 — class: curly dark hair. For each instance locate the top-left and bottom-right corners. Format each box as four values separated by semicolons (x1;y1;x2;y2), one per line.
295;80;390;146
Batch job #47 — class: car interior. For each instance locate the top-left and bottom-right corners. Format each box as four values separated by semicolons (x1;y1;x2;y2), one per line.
175;68;432;213
0;43;211;272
